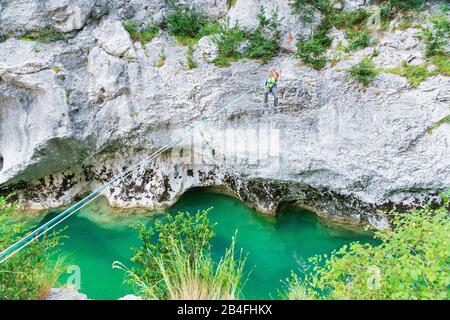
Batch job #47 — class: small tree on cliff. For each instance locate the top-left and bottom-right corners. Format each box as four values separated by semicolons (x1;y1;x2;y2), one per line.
0;196;66;300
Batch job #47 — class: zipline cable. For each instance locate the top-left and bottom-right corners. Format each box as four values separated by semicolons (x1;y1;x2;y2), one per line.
0;87;254;264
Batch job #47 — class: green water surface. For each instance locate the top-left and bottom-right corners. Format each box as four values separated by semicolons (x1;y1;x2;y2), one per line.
48;190;375;299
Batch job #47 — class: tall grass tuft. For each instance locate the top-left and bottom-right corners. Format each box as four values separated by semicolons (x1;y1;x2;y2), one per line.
113;210;247;300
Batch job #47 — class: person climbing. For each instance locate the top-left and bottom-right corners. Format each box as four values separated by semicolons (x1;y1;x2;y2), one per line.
264;70;280;109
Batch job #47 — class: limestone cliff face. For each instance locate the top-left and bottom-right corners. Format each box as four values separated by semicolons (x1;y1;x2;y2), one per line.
0;0;449;229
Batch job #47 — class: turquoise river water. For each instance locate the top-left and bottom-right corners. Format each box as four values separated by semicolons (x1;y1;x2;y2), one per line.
41;190;375;299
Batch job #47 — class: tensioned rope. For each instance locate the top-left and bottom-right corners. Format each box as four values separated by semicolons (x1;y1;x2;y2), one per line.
0;87;254;264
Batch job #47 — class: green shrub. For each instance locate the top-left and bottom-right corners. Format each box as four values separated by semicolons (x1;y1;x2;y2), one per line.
440;3;450;14
124;20;159;43
140;25;159;42
380;0;427;30
431;54;450;76
124;21;141;41
244;7;283;64
296;25;332;70
422;15;450;57
332;9;371;31
201;21;222;36
165;4;209;39
212;18;245;66
284;192;450;300
0;196;66;300
392;62;435;87
245;33;279;64
114;209;247;300
293;1;336;69
346;29;371;52
386;0;426;12
350;57;379;86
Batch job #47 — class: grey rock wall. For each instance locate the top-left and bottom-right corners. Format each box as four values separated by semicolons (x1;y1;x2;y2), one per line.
0;0;449;228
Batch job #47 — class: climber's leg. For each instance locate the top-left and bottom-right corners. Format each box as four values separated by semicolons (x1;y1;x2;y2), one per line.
271;86;278;108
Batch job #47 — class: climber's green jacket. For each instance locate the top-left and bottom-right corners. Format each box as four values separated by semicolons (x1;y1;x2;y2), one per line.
265;76;278;89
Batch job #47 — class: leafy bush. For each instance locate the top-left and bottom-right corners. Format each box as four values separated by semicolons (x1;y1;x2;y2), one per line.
332;9;371;31
284;192;450;300
0;196;66;300
212;18;245;66
292;1;336;69
379;0;427;31
244;7;283;64
123;21;140;41
141;25;159;42
386;0;426;12
350;57;379;86
114;209;247;300
346;29;371;52
245;33;279;64
296;21;332;70
165;4;209;40
124;20;159;43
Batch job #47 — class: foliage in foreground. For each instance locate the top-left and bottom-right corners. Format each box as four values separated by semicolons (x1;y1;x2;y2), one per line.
284;192;450;300
0;196;65;300
114;209;247;300
124;20;159;43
